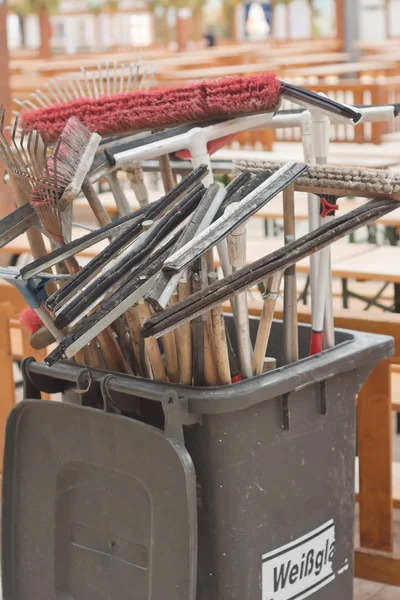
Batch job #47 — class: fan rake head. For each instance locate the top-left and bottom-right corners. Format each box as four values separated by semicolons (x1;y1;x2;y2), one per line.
13;59;157;116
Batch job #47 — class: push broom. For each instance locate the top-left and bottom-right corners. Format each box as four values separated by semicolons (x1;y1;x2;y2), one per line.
43;196;398;365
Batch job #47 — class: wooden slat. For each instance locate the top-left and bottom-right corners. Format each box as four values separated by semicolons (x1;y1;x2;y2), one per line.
0;303;16;471
355;548;400;587
358;361;393;553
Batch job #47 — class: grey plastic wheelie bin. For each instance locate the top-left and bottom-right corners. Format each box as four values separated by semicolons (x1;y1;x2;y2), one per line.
1;317;393;600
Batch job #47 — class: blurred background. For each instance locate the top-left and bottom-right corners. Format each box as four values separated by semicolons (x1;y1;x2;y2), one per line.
2;0;399;56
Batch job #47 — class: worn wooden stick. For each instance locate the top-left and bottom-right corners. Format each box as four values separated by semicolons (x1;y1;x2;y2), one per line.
159;154;175;193
208;271;231;385
252;271;283;376
175;275;193;385
282;183;299;364
204;314;220;386
136;299;167;381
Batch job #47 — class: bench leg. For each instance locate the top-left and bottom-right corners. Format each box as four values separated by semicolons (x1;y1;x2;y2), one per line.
358;361;393;553
342;278;349;309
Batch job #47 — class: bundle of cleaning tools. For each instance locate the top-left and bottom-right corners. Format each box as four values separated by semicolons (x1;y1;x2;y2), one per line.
1;75;399;387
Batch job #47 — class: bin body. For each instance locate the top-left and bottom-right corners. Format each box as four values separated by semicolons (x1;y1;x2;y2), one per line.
10;318;393;600
186;373;357;600
182;318;391;600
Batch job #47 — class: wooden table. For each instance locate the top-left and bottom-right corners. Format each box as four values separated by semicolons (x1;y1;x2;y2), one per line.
256;195;400;228
214;148;400;169
283;61;397;80
157;53;352;83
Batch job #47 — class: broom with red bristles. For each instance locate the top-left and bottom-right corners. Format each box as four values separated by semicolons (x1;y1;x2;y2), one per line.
21;74;362;142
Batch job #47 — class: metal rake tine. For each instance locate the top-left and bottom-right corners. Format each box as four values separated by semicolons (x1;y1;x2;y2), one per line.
119;63;125;94
138;64;149;91
64;75;79;99
73;73;85;98
113;61;117;95
10;119;27;172
14;98;37;111
133;57;143;90
92;70;99;99
31;90;50;108
26;129;43;190
56;76;73;101
27;128;41;181
51;77;68;103
18;123;33;175
28;128;47;185
80;66;93;99
127;62;134;91
106;60;110;96
147;65;157;90
97;64;104;96
45;82;62;104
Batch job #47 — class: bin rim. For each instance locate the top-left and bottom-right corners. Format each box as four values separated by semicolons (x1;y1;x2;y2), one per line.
23;320;394;416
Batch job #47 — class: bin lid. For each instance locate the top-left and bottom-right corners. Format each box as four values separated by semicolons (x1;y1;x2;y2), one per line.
2;400;197;600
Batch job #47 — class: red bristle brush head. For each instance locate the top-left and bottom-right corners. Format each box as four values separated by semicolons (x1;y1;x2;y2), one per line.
22;73;282;142
29;117;92;243
19;307;44;334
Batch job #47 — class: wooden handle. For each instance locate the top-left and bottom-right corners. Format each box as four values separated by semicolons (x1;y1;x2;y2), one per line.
175;275;193;385
30;325;55;350
136;299;167;381
252;272;282;376
210;304;231;386
283;183;299;364
97;328;130;374
283;183;296;237
125;164;149;207
107;170;132;216
160;290;180;384
159;155;175;193
226;225;252;379
82;177;112;228
208;272;231;385
204;314;220;386
125;306;145;376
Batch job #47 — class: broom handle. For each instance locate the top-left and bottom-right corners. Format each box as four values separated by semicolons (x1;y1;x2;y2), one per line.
282;183;299;364
175;275;193;385
159;155;175;192
125;164;149;207
191;270;205;386
252;271;282;376
107;170;131;216
208;271;231;385
160;275;180;384
136;299;168;381
204;313;220;386
210;304;231;386
226;222;252;379
82;177;113;228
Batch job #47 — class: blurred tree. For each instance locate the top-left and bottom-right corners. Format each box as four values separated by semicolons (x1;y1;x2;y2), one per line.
10;0;58;58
